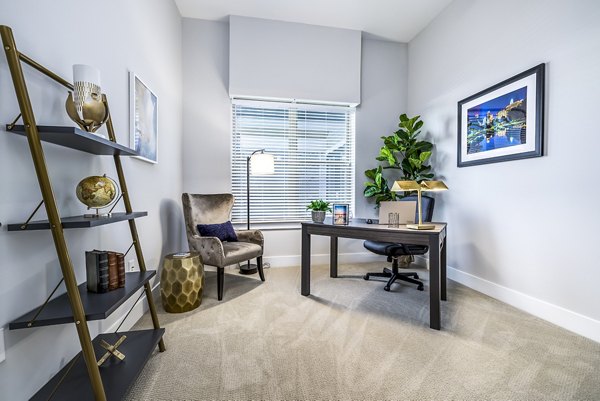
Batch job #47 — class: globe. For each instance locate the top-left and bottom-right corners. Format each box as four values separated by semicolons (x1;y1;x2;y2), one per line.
76;175;119;210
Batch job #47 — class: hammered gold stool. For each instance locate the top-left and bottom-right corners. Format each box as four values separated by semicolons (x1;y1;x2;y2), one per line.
161;252;204;313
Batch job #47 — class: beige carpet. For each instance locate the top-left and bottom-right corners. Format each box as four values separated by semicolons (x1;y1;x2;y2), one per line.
125;263;600;400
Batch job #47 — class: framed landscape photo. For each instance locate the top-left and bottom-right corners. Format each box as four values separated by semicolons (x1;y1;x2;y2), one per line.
130;72;158;163
457;64;544;167
332;204;349;225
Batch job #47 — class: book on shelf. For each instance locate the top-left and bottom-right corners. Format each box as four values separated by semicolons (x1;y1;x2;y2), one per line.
116;252;126;288
107;251;119;290
86;250;109;293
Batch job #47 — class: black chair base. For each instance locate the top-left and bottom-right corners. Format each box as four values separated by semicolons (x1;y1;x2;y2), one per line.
364;266;424;292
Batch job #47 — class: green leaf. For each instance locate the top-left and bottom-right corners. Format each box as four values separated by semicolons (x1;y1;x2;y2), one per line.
364;168;377;180
419;151;432;162
364;186;379;197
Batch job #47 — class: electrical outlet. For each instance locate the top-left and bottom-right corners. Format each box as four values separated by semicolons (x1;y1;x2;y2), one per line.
0;328;5;363
127;259;136;272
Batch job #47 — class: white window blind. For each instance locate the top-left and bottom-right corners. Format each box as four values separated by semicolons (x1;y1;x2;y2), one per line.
231;99;355;224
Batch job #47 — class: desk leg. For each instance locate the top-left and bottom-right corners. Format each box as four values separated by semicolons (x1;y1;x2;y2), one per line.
330;236;338;278
301;225;311;296
429;234;441;330
441;233;447;301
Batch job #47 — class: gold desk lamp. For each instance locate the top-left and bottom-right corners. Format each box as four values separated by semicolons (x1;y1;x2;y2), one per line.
391;180;448;230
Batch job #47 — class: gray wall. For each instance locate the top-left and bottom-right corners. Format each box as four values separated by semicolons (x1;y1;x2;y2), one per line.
182;18;408;266
408;0;600;341
0;0;183;399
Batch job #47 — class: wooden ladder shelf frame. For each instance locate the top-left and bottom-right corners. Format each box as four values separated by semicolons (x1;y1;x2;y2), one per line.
1;25;165;401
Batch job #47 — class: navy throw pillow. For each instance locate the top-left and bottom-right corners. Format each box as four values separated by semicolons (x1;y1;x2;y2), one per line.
197;221;238;242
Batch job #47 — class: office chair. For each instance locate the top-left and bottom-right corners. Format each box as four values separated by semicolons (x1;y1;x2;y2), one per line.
363;195;435;292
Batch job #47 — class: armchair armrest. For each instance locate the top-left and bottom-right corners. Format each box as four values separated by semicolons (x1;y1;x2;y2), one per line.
235;229;264;247
187;234;225;267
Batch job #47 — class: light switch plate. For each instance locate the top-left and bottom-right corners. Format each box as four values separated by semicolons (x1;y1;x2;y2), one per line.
0;328;5;363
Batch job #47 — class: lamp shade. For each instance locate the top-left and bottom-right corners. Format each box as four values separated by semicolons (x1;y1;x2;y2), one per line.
73;64;101;87
422;180;449;192
250;152;275;175
391;180;420;192
391;180;448;192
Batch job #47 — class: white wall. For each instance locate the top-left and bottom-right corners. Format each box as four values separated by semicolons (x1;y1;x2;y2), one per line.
229;16;362;105
0;1;183;399
182;18;408;265
408;0;600;341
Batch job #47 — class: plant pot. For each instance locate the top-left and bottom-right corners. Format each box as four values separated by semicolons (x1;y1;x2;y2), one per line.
311;210;326;223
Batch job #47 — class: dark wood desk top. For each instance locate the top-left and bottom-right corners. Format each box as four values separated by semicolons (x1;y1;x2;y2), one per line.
301;218;446;245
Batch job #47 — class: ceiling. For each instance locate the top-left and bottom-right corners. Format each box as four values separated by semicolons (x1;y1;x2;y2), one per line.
174;0;453;42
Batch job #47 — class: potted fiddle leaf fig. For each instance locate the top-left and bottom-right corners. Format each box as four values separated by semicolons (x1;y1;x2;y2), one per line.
364;114;434;208
306;199;331;223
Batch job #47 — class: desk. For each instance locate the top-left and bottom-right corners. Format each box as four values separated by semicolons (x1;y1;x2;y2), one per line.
300;219;447;330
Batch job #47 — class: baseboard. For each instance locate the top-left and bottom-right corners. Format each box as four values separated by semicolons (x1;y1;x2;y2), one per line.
445;264;600;343
264;252;383;268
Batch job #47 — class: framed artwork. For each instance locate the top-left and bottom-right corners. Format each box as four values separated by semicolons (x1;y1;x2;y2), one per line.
457;63;544;167
129;72;158;163
332;204;349;225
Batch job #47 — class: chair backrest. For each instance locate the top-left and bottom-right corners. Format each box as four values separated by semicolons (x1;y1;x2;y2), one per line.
400;195;435;223
181;193;235;237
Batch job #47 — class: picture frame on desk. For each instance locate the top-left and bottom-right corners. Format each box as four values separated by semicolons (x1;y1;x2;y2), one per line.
332;204;349;225
457;63;544;167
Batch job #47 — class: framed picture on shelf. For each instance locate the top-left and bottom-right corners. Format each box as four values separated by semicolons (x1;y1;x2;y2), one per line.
129;72;158;163
457;63;545;167
332;204;349;225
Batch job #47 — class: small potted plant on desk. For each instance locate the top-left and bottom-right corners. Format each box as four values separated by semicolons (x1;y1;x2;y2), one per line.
306;199;331;223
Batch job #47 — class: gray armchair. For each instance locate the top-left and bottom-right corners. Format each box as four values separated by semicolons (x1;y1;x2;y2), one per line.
182;193;265;300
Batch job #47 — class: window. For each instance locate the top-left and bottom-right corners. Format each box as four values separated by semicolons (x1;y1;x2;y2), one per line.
231;99;355;224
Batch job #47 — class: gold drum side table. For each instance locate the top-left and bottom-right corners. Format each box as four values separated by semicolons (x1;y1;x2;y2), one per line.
161;252;204;313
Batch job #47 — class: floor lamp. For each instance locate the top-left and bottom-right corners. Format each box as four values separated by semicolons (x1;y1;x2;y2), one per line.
241;149;275;274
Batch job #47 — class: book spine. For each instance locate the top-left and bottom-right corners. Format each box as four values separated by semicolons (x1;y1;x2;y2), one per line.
98;252;109;293
107;251;119;291
116;252;126;288
85;251;100;292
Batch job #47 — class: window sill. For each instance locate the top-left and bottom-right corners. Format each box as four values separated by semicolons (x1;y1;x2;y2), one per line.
233;222;302;231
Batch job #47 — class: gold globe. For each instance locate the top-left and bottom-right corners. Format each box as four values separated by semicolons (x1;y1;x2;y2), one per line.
76;175;119;213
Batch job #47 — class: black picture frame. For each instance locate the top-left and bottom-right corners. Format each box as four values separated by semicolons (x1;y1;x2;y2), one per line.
457;63;545;167
332;204;349;225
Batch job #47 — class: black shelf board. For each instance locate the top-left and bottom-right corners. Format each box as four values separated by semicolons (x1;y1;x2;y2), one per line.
7;212;147;231
7;125;138;156
30;329;164;401
10;271;156;330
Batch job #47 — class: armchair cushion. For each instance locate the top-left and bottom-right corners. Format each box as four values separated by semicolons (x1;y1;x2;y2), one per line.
197;221;238;242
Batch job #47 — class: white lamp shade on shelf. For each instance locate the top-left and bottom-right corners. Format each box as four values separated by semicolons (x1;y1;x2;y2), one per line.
250;153;275;175
73;64;101;87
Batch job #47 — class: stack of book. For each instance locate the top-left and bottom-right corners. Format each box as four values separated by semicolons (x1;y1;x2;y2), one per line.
86;250;126;293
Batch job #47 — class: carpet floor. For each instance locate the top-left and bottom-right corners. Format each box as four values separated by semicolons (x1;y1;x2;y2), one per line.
124;263;600;400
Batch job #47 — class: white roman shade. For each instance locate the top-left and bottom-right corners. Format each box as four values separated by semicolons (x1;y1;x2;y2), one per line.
229;16;362;106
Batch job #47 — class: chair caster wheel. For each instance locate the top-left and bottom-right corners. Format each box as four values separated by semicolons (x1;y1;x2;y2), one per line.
363;275;369;280
417;285;424;291
384;286;390;292
414;274;420;279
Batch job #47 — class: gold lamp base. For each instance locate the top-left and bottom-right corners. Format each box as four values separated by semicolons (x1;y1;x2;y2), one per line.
406;223;435;230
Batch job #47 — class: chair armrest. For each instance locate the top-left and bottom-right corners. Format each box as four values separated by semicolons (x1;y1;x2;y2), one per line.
235;229;264;247
187;234;225;267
